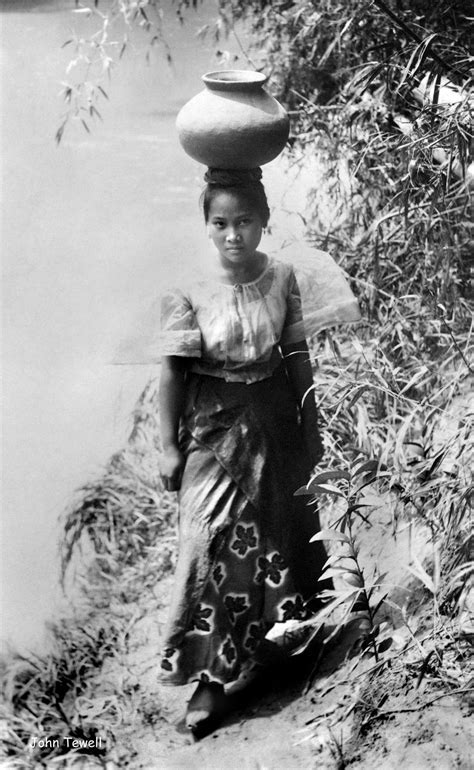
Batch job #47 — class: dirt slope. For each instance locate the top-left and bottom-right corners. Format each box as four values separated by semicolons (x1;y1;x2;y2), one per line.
106;501;472;770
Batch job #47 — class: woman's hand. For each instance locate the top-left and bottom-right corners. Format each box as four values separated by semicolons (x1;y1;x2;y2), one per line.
159;446;185;492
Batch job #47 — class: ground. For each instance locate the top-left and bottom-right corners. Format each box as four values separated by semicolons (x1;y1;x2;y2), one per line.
102;498;473;770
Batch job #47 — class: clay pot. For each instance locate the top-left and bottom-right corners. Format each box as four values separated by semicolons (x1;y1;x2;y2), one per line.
176;70;290;169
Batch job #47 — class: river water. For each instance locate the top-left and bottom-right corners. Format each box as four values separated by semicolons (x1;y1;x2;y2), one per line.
1;0;310;653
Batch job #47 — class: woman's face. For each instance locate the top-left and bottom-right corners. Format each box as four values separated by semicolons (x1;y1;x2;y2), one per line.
207;191;263;267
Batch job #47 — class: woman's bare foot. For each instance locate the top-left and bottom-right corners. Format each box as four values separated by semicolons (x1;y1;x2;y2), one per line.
186;681;227;734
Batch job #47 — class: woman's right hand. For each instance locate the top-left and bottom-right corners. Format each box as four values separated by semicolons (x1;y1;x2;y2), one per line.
159;446;185;492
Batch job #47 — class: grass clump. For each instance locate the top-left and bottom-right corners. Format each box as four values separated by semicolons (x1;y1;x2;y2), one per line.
1;378;177;768
1;615;121;766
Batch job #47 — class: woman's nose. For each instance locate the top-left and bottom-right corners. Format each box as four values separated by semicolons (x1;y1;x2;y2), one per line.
226;229;241;242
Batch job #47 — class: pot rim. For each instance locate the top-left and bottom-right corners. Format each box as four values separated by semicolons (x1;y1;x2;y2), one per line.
202;70;268;90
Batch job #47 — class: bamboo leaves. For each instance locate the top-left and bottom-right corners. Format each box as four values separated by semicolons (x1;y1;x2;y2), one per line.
57;1;171;142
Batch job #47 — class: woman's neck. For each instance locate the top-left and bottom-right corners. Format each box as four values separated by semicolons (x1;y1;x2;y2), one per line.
215;251;268;285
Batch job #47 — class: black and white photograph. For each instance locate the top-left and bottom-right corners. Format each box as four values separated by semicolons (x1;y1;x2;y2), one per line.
1;1;473;768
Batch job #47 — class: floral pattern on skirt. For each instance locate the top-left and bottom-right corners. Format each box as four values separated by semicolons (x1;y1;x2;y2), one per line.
158;364;329;686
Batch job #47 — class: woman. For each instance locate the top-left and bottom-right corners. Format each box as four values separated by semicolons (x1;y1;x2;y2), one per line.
158;168;334;732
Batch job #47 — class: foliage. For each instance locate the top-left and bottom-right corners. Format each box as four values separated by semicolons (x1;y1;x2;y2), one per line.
209;1;472;303
60;376;177;599
300;332;472;647
7;1;471;764
1;615;119;766
212;1;472;106
293;334;472;752
56;0;204;142
1;378;177;768
299;460;393;662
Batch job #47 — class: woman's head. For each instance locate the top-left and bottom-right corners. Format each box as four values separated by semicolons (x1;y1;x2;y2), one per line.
201;167;270;228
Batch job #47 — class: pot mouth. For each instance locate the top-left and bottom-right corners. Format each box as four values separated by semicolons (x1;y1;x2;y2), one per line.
202;70;268;90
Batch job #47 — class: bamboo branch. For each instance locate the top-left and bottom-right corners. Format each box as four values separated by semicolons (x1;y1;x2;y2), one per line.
392;114;474;188
371;0;467;79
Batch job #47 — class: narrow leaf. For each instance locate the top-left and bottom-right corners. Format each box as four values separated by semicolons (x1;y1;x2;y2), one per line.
347;384;370;409
353;459;379;477
317;566;360;581
309;470;351;485
306;483;347;499
310;530;351;544
406;559;435;594
317;567;347;581
399;366;429;395
294;485;311;496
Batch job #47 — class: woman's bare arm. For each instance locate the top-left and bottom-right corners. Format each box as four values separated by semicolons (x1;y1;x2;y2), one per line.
159;355;187;491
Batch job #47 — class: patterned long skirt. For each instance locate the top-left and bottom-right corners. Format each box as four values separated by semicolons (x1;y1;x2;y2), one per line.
158;364;329;686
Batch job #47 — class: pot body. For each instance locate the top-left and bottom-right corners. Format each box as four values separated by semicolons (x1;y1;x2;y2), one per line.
176;70;290;169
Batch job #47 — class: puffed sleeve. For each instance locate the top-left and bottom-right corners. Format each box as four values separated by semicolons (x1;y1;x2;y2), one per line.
280;268;307;345
275;244;361;339
158;287;202;357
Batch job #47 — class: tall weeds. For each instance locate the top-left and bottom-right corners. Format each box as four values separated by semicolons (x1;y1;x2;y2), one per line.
1;379;177;767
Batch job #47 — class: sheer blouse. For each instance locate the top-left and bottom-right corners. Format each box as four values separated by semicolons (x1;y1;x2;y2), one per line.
159;257;304;383
112;247;361;368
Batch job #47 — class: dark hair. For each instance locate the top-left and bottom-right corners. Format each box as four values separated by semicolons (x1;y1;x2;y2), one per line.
201;167;270;227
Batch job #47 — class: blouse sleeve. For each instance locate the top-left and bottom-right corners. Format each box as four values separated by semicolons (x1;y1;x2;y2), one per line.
280;268;307;345
158;287;202;358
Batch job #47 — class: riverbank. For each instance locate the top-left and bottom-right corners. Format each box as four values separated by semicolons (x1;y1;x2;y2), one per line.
2;335;472;769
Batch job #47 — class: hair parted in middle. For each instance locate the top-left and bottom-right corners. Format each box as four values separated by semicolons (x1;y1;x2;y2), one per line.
201;167;270;227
